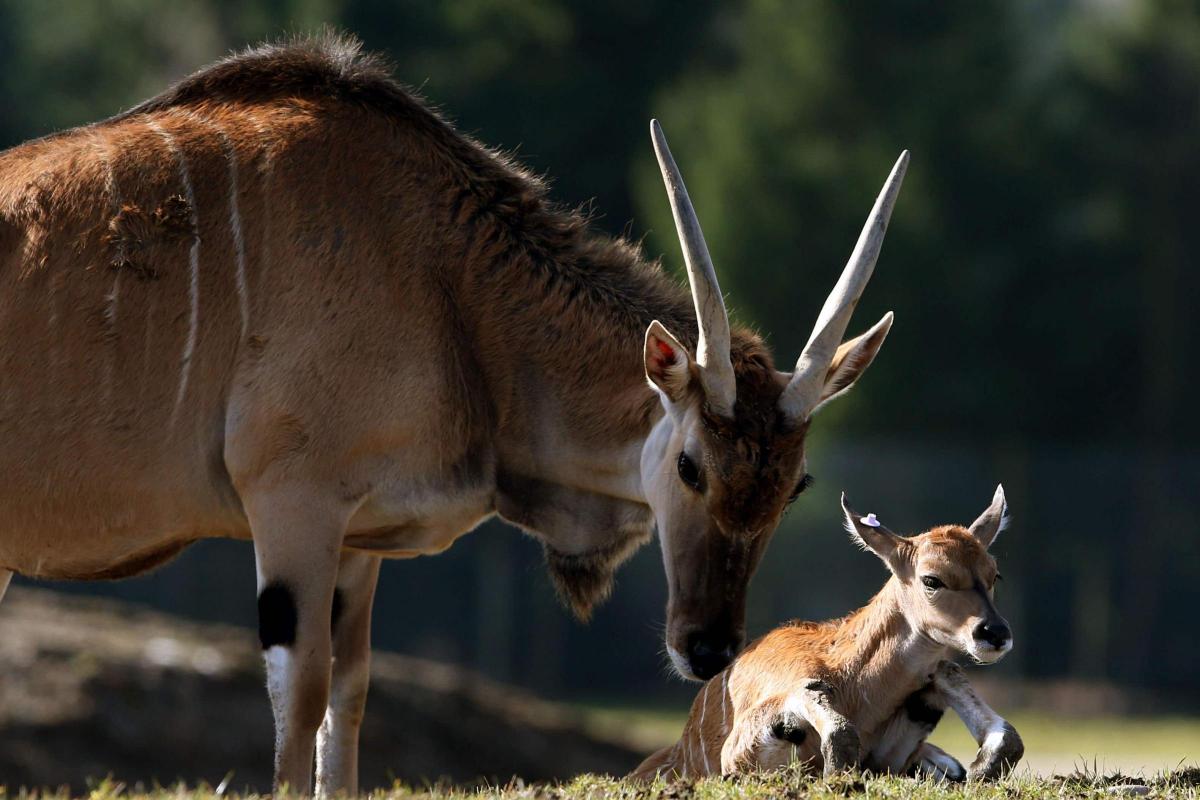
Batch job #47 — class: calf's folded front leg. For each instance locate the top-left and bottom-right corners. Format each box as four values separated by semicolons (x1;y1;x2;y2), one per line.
791;680;861;776
866;681;964;780
934;662;1024;780
911;742;967;782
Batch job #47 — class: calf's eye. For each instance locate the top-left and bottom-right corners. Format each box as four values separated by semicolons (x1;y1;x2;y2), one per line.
921;575;945;591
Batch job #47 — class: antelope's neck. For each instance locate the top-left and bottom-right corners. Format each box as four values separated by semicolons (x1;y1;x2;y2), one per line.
831;581;948;708
472;238;690;556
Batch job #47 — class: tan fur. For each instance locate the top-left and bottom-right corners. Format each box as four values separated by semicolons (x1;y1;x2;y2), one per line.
633;497;1023;781
0;35;897;792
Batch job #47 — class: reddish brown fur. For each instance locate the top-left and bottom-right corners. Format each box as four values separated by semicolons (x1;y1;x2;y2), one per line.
0;34;893;791
0;35;786;583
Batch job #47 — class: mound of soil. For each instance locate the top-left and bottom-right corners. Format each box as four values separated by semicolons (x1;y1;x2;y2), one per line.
0;588;642;792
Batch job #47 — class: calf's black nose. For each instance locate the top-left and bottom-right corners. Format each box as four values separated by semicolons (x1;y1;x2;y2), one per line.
973;620;1011;648
686;630;740;680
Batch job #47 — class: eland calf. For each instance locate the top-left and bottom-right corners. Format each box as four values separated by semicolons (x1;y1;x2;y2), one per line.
0;34;908;793
632;487;1024;782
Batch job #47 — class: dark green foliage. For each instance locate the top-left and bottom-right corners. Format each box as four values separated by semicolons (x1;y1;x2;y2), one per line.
2;0;1197;700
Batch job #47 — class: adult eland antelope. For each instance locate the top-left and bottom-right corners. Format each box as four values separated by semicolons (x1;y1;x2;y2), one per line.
0;36;907;793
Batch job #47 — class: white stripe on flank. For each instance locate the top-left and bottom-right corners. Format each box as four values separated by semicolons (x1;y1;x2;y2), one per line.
95;134;119;212
249;116;275;299
104;275;121;332
183;111;250;337
225;139;250;337
147;120;200;426
721;671;729;731
698;680;712;774
142;293;157;400
91;132;122;405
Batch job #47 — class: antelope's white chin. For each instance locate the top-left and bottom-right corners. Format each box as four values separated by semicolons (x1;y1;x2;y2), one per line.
667;644;699;681
968;638;1013;664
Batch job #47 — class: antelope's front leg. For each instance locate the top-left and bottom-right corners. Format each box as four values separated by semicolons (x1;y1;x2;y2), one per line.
793;680;861;776
934;662;1024;780
316;552;381;796
867;682;965;781
250;491;348;795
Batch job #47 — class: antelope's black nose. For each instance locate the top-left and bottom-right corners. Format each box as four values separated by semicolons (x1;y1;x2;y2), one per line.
973;620;1011;649
686;630;741;680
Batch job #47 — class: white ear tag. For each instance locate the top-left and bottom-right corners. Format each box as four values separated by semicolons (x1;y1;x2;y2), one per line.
860;513;881;528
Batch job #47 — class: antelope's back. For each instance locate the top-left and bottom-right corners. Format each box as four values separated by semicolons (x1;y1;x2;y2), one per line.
0;93;449;574
0;111;259;565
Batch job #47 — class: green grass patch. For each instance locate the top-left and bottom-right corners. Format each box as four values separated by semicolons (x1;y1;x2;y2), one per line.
6;768;1200;800
930;712;1200;775
4;710;1197;798
576;704;1200;778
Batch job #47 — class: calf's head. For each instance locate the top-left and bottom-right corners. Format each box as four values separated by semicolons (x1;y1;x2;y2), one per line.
643;121;908;680
842;486;1013;664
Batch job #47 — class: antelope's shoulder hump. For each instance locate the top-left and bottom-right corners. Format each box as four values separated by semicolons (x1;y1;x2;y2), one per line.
119;32;431;123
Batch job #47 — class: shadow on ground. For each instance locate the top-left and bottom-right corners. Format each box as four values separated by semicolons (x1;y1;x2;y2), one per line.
0;588;642;793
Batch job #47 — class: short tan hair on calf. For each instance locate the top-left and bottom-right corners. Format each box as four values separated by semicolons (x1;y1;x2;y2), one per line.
632;486;1024;782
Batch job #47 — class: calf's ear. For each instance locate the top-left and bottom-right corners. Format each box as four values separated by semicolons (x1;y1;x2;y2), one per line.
969;484;1009;549
841;492;905;572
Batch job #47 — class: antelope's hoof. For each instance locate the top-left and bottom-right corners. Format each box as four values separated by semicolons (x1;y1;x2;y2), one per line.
912;743;966;782
821;726;861;776
968;723;1024;781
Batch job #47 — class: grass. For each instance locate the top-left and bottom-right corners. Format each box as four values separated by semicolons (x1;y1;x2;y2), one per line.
4;709;1198;798
5;768;1200;800
928;712;1200;776
578;704;1200;778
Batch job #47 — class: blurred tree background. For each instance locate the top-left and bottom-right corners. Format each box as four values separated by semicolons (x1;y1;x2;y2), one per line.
2;0;1197;705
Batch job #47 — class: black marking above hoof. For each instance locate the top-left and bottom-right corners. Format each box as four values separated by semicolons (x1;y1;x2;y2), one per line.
258;582;297;649
904;688;945;729
821;725;862;775
330;588;344;635
968;723;1024;781
770;712;808;745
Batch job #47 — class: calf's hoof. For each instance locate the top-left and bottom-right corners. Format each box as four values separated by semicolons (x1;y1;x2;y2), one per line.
821;726;861;776
968;723;1024;781
912;743;967;782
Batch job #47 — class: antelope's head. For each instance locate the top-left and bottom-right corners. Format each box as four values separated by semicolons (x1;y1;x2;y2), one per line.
643;121;908;680
842;487;1013;665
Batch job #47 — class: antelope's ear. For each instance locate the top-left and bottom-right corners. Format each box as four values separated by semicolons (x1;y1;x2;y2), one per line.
644;320;695;404
841;492;904;569
969;484;1009;549
811;313;893;416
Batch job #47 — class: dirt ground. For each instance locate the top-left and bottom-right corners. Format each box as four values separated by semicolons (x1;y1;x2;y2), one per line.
0;588;642;793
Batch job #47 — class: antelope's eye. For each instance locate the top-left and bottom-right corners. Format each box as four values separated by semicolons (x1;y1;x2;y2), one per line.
677;452;701;490
787;474;815;504
921;575;945;591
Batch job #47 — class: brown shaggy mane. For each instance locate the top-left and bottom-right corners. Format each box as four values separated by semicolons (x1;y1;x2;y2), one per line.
112;33;710;335
111;32;773;434
121;32;420;123
114;32;538;231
